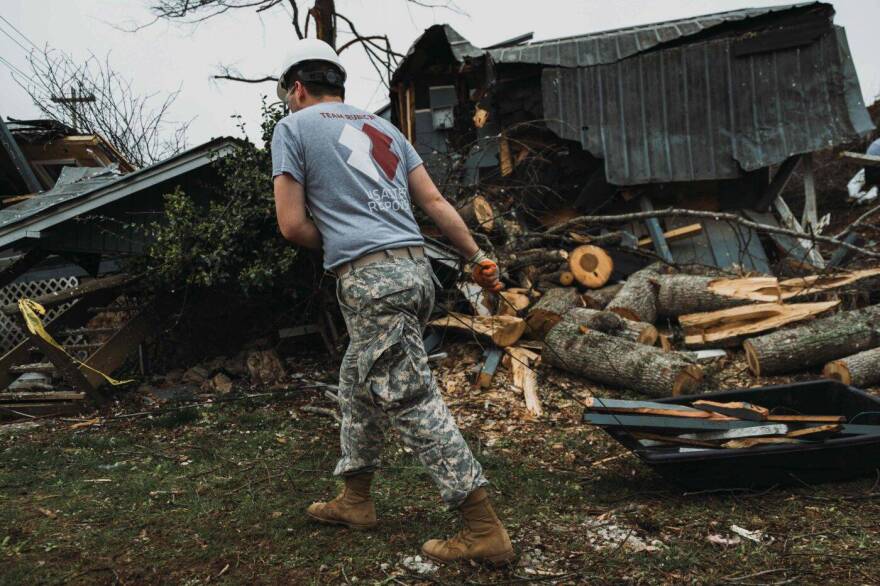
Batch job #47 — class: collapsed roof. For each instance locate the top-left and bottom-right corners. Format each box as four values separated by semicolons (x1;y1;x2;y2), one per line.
393;2;875;185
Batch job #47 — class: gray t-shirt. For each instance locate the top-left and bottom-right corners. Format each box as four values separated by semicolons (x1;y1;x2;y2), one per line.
272;102;425;269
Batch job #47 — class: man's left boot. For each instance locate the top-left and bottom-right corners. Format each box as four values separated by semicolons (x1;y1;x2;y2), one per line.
421;487;515;566
306;472;377;530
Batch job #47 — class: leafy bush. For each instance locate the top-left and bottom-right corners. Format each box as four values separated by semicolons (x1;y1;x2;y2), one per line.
135;101;304;297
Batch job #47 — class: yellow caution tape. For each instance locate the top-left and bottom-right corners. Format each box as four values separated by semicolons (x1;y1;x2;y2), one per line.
18;298;134;386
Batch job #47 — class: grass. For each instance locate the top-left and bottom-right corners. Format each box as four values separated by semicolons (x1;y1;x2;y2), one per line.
1;388;879;585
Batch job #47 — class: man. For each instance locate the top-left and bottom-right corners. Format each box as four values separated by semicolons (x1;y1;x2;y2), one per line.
271;39;515;566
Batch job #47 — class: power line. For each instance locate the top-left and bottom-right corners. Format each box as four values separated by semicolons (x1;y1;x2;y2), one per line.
0;55;37;86
0;23;31;54
0;14;40;51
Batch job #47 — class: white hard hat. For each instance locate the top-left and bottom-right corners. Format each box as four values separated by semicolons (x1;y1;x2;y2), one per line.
276;38;346;101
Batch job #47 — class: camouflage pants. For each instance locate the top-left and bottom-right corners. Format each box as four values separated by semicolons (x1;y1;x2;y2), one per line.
333;256;488;508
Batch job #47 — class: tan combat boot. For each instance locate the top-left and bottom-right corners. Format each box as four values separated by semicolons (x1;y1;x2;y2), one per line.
306;472;377;530
421;488;515;566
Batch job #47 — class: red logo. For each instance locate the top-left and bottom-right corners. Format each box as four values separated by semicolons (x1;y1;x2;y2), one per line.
361;123;399;181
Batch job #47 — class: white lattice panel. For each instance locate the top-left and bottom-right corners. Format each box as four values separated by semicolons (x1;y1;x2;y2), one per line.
0;276;81;353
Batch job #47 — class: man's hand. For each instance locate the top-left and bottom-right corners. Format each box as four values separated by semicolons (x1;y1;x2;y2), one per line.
472;259;503;292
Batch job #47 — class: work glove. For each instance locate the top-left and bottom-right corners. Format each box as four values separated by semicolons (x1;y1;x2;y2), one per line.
468;249;503;292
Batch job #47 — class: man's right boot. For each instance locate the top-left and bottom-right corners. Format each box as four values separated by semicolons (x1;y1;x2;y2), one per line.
306;472;377;530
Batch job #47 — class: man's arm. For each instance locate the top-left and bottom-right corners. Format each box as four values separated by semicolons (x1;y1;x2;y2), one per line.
408;164;479;259
273;173;322;250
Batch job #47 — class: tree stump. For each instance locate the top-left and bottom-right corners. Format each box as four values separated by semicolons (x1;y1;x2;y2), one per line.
743;304;880;376
565;308;658;345
525;287;584;339
823;347;880;387
544;320;703;397
568;245;613;289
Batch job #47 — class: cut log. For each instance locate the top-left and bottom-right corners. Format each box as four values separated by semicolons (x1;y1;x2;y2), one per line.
430;313;526;347
566;308;658;345
506;346;542;416
654;274;751;318
538;270;575;287
607;265;661;323
568;245;613;289
506;249;567;272
679;300;840;347
742;304;880;376
581;283;623;310
458;195;495;233
544;319;703;397
525;287;584;340
495;290;531;317
823;347;880;387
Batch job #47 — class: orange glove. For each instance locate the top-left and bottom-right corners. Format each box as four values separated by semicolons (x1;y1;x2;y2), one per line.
472;259;503;292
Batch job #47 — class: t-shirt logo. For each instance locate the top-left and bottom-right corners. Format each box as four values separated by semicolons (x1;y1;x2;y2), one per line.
338;122;400;182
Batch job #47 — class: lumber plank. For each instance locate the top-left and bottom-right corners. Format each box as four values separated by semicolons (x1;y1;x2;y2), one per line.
755;155;801;211
691;400;768;421
840;151;880;167
786;424;842;439
722;437;803;449
765;414;845;423
584;412;761;431
638;223;702;247
638;196;673;262
506;346;541;416
630;431;720;449
476;346;503;389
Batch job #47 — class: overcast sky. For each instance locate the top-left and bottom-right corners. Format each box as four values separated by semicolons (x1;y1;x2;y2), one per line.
2;0;878;151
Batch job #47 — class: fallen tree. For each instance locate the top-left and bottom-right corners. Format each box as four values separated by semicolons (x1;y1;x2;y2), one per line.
743;305;880;376
544;319;703;396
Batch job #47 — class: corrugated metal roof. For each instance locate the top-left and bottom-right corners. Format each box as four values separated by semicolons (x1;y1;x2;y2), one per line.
0;167;121;230
488;2;819;67
543;26;875;185
0;137;238;249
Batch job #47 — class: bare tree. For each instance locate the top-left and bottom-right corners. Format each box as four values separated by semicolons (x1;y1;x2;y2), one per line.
146;0;462;90
22;46;190;168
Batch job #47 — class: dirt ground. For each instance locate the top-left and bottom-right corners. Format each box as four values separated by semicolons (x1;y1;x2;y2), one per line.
2;344;879;586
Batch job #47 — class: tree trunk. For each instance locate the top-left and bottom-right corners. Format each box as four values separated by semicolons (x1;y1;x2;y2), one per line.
606;265;661;323
653;274;751;317
581;283;623;310
568;245;613;289
823;347;880;387
565;308;658;345
544;320;703;397
743;305;880;376
525;287;584;339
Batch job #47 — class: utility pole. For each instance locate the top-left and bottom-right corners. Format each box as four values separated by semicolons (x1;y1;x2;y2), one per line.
50;83;95;133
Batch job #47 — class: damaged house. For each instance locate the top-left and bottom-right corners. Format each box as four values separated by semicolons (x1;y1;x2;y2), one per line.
0;114;239;415
389;1;874;274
